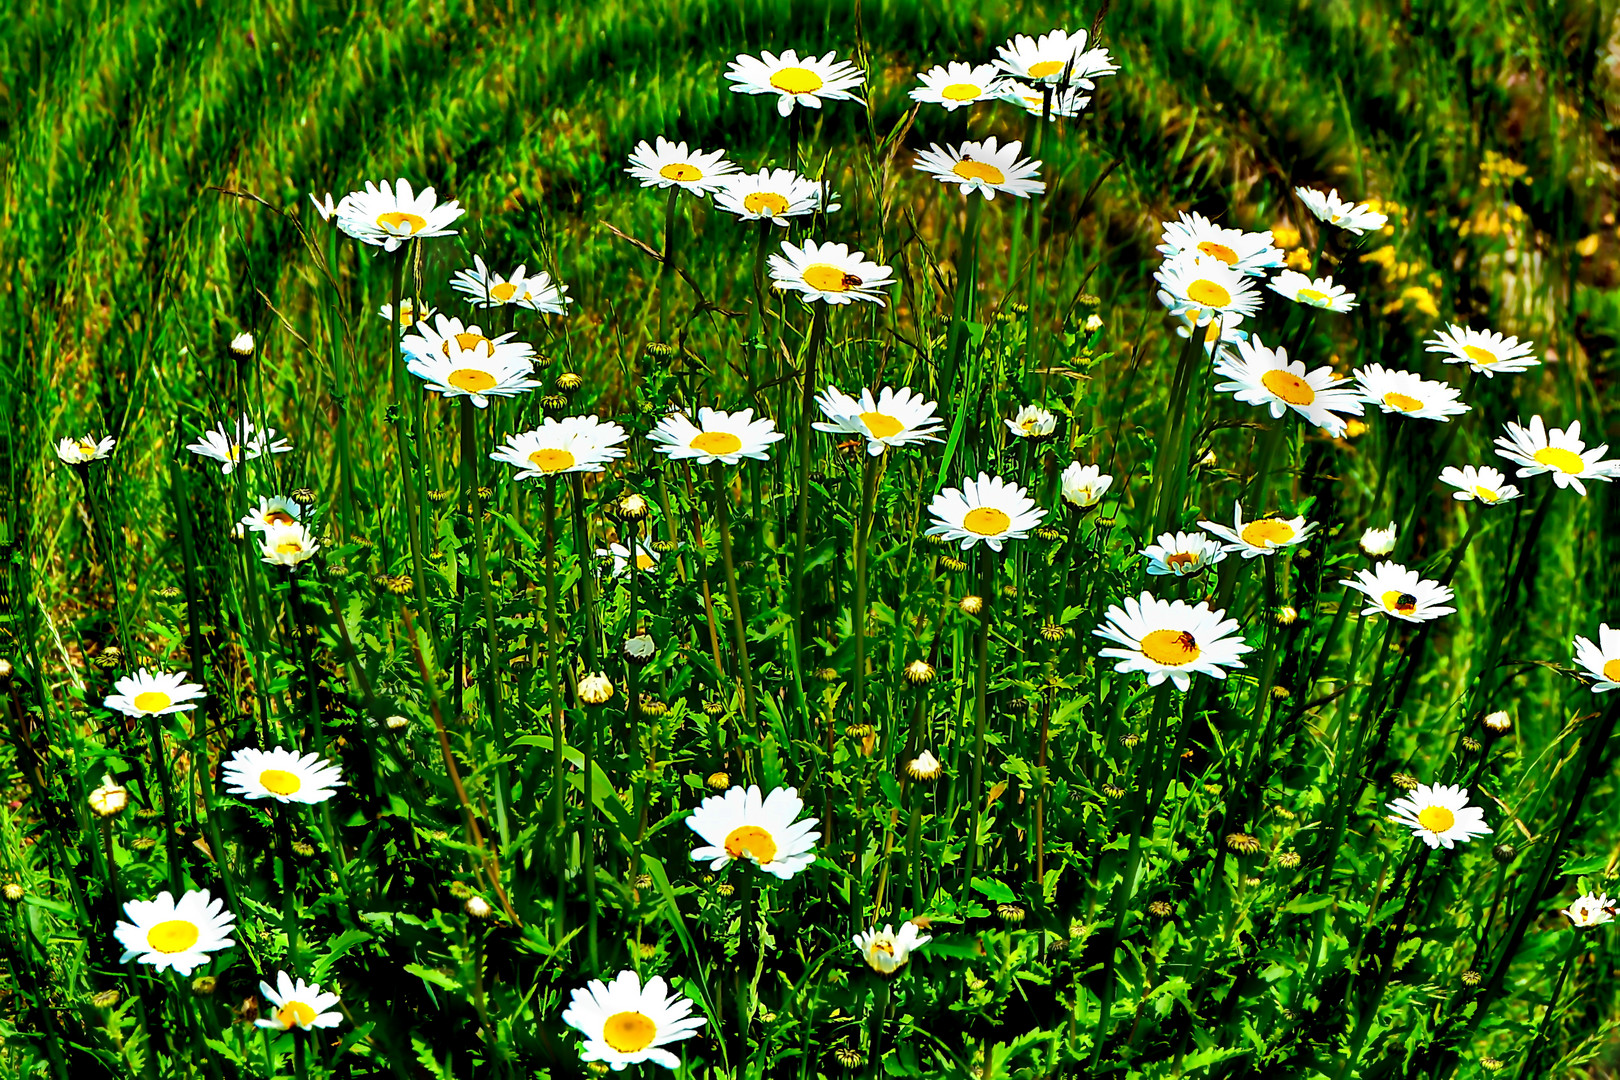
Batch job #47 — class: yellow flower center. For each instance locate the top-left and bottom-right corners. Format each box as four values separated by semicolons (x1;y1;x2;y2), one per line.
723;824;779;864
132;691;173;713
690;431;743;456
952;159;1007;186
603;1010;659;1053
658;162;703;183
941;82;982;101
528;448;576;473
146;919;200;954
1261;369;1316;405
860;412;905;439
1417;806;1455;834
1603;658;1620;683
265;510;296;525
1533;446;1586;475
442;331;496;356
1382;391;1424;413
1239;519;1295;547
77;440;99;456
1381;590;1419;614
1165;552;1199;572
963;507;1012;536
490;281;519;302
1297;288;1329;304
448;368;498;393
1197;240;1239;265
1185;279;1232;308
276;1001;319;1030
635;553;656;570
259;769;303;795
743;191;792;216
376;210;427;234
275;540;305;556
1139;629;1201;666
769;66;824;94
802;263;857;292
1463;344;1498;366
1028;59;1066;78
870;938;896;956
1473;486;1500;503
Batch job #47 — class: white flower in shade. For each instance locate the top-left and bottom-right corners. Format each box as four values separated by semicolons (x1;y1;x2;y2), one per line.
490;417;629;480
561;969;706;1072
924;473;1046;552
449;255;572;314
1157;212;1285;278
114;889;236;976
1212;335;1364;437
258;522;319;568
1424;324;1539;377
1572;624;1620;692
910;62;1005;110
648;407;784;465
1092;592;1252;692
256;971;343;1031
334;177;464;252
724;49;865;117
1199;504;1315;559
813;385;942;455
1268;270;1357;313
853;922;932;974
229;331;255;355
1060;463;1113;508
626;137;739;197
238;496;303;536
378;299;435;328
998;79;1092;118
221;746;344;804
401;313;536;367
1295;187;1388;235
1174;310;1249;358
309;192;343;222
186;416;292;474
1360;522;1398;555
994;28;1118;86
687;784;819;880
1004;404;1057;439
1341;561;1455;623
104;668;204;717
1494;416;1617;496
768;239;894;306
1438;465;1522;505
1562;893;1617;928
1386;783;1491;850
912;137;1045;201
1155;256;1263;324
599;541;659;578
56;434;116;465
1354;364;1470;421
714;168;836;223
1141;531;1227;577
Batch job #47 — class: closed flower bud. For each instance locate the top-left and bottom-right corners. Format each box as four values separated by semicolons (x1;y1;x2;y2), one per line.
1119;732;1141;749
1483;710;1512;733
465;896;493;918
3;883;22;903
1460;970;1482;987
1225;833;1261;855
996;902;1026;924
615;493;651;522
92;989;121;1008
1460;735;1481;752
1390;771;1419;792
1102;783;1126;799
1148;900;1173;917
386;714;410;730
579;673;614;705
702;699;726;718
229;331;255;356
706;771;730;791
939;554;968;572
903;660;936;685
1359;521;1398;556
638;696;669;718
1274;605;1299;626
623;633;656;665
541;393;568;411
89;775;129;818
1491;843;1516;864
1276;851;1301;869
844;722;874;740
959;595;984;616
555;372;584;393
1039;620;1069;642
905;750;942;781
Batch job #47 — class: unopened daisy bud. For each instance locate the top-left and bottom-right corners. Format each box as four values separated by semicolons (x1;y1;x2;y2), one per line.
92;647;122;669
1035;525;1064;542
637;941;658;959
1119;732;1141;749
959;595;984;616
386;574;415;595
634;874;652;889
1225;833;1261;855
1360;521;1398;555
1480;1056;1503;1071
1077;294;1101;309
925;533;950;547
706;771;731;791
638;696;668;718
89;775;129;818
650;538;680;554
1270;685;1291;700
1390;771;1419;792
816;667;841;683
643;341;678;360
385;714;409;730
291;841;315;857
131;837;157;851
3;883;22;903
1460;735;1481;752
541;393;567;411
702;698;726;718
230;331;255;356
555;372;584;393
1483;710;1512;733
623;633;656;665
1491;842;1516;864
1102;783;1126;799
1460;969;1482;987
91;989;121;1008
1274;605;1299;626
844;722;874;740
1276;851;1301;869
615;493;652;522
831;1047;864;1069
578;673;614;705
939;554;968;572
465;895;493;918
449;881;474;900
903;659;936;685
1039;620;1068;642
1148;900;1173;918
996;902;1026;924
191;976;217;997
716;882;735;897
1084;313;1104;332
905;750;942;781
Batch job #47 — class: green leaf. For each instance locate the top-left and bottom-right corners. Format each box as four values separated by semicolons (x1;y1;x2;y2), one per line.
970;876;1016;904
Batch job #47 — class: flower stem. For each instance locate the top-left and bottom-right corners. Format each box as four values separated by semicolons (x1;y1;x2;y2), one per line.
961;550;995;901
460;398;511;848
851;453;881;734
659;187;680;343
390;251;431;616
543;477;566;887
713;467;757;732
942;195;983;398
790;304;829;658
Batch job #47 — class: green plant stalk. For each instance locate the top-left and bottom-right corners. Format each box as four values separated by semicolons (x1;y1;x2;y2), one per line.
390;251;431;615
659;187;680;343
569;473;602;669
1020;89;1052;378
1245;413;1290;516
461;398;512;848
543;477;566;887
1516;930;1583;1080
851;453;881;735
961;551;995;902
712;467;757;731
790;304;829;657
582;696;599;969
1147;327;1203;535
941;195;983;399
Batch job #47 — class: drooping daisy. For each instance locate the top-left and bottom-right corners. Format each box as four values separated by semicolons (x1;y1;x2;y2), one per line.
490;417;630;480
255;971;344;1031
1494;416;1618;496
910;62;1004;110
404;323;540;408
647;407;784;465
1141;531;1227;577
853;922;932;974
1295;187;1388;235
687;784;819;880
1340;562;1455;623
768;239;894;306
1004;404;1057;439
56;434;116;465
1572;624;1620;692
924;473;1046;552
1199;504;1315;559
725;49;865;117
1155;256;1263;324
1562;893;1617;928
714;168;836;224
238;496;303;535
1424;324;1539;377
1157;212;1285;278
221;746;344;804
1360;522;1398;556
1438;465;1522;505
1060;463;1113;508
378;299;436;328
1354;364;1470;421
626;137;738;197
561;969;706;1072
912;137;1045;201
1386;783;1491;850
1268;270;1358;313
813;386;942;455
114;889;236;976
1092;592;1252;692
258;522;320;568
186;416;293;475
449;255;572;314
1212;335;1364;437
334;178;464;252
998;79;1092;118
994;28;1118;87
104;668;205;717
599;541;659;578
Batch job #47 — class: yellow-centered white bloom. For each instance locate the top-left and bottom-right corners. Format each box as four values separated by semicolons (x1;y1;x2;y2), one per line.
1386;783;1490;850
222;746;344;804
626;136;739;196
185;416;292;474
924;472;1046;552
714;168;837;223
1424;324;1539;377
56;434;116;465
1199;504;1315;558
1141;531;1227;577
1340;561;1455;623
255;971;343;1031
998;79;1092;118
104;668;205;717
334;177;464;252
1005;404;1057;439
1572;623;1620;693
1212;335;1363;437
1493;416;1617;496
114;889;236;976
403;316;540;408
599;541;659;578
1060;463;1113;508
1174;310;1249;358
1092;592;1252;692
1354;364;1470;421
402;312;537;366
1295;187;1388;235
1562;893;1616;928
1268;270;1358;313
853;922;932;973
450;255;572;314
238;496;303;536
647;407;785;465
725;49;865;116
813;386;942;455
561;969;706;1072
378;299;435;328
1157;212;1285;278
768;239;894;306
490;417;629;479
687;784;820;880
1360;522;1398;555
910;61;1005;110
1155;255;1263;324
1438;464;1522;505
913;136;1046;200
258;522;320;568
229;331;255;356
994;28;1118;86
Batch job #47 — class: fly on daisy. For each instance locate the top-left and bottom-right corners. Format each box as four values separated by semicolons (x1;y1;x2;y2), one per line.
813;386;943;455
1155;255;1263;324
222;746;344;804
648;407;785;465
401;313;536;367
1005;404;1057;439
1493;416;1617;496
1572;624;1620;693
449;255;572;314
1060;463;1113;508
56;434;116;465
714;168;836;223
910;61;1005;110
1268;270;1358;313
1141;531;1227;577
1157;212;1285;278
1438;464;1522;505
114;889;236;976
1563;893;1617;928
186;416;293;474
1295;187;1388;235
1354;364;1470;421
1424;324;1539;377
334;177;464;252
1340;562;1456;623
1092;592;1252;692
561;969;707;1072
626;137;738;197
1199;505;1315;559
1212;335;1364;437
768;239;894;306
104;668;205;718
853;922;932;974
924;473;1046;552
687;784;819;880
490;416;630;479
255;971;344;1032
725;49;865;116
913;136;1046;200
994;28;1118;87
1386;782;1491;850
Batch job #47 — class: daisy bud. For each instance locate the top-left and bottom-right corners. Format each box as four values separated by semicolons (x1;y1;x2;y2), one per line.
1039;620;1069;642
555;372;584;393
1147;900;1173;918
92;990;121;1009
3;883;21;902
716;883;735;897
465;896;493;919
1270;685;1291;700
1483;710;1512;733
996;902;1026;924
1084;313;1104;332
1480;1057;1503;1072
1276;851;1301;869
959;595;984;616
229;331;255;356
428;488;454;504
905;750;942;781
0;658;11;684
651;538;680;554
1035;525;1064;542
1119;733;1141;749
903;659;936;685
578;673;614;705
449;881;474;899
1390;771;1420;792
89;775;129;818
1460;735;1481;752
831;1048;864;1069
385;715;410;730
702;699;726;717
291;487;316;503
1460;970;1482;987
1360;521;1398;555
816;668;841;683
637;941;658;958
623;633;656;665
939;554;968;572
634;874;652;889
1102;783;1126;799
1274;605;1299;626
706;771;731;791
1225;833;1261;855
614;493;652;522
1491;843;1516;864
844;722;874;740
292;841;314;857
541;393;568;411
638;696;669;718
93;647;123;669
192;976;217;997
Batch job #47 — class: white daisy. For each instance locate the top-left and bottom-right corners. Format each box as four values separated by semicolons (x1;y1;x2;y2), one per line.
255;971;343;1031
221;746;344;804
1493;416;1618;496
1199;504;1315;559
853;922;932;974
1359;522;1398;556
1092;592;1252;692
647;407;784;465
449;255;572;314
924;472;1046;552
1141;531;1227;577
910;62;1005;110
403;317;540;408
56;434;116;465
1572;624;1620;693
725;49;865;117
1438;465;1522;505
378;299;435;328
1155;255;1263;324
114;889;236;976
1157;212;1285;278
1562;893;1617;928
1268;270;1358;313
258;522;320;568
401;313;536;367
1212;335;1364;437
994;28;1118;87
1060;463;1113;508
1174;310;1249;358
186;416;292;475
714;168;835;224
1004;404;1057;439
687;784;819;880
768;239;894;306
1354;364;1470;421
230;331;255;356
309;192;343;222
1295;187;1388;235
598;541;659;578
912;137;1046;201
1340;561;1455;623
998;79;1092;118
237;496;303;536
334;177;464;252
104;668;205;717
561;969;706;1072
490;417;629;479
626;136;739;197
1424;324;1540;377
1386;783;1491;850
813;385;942;455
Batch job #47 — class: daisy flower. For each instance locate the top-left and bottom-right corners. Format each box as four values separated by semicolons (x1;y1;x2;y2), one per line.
309;192;343;222
768;239;894;306
403;319;540;408
714;168;835;224
1155;255;1263;324
1562;893;1617;928
1572;624;1620;692
1438;465;1522;505
237;496;303;536
1268;270;1358;313
114;889;236;976
1060;463;1113;508
186;416;293;475
1340;561;1456;623
255;971;343;1031
599;541;659;578
1386;783;1491;850
401;313;536;367
221;746;344;804
924;472;1046;552
449;255;572;314
1174;310;1249;358
334;178;464;252
56;434;116;465
687;784;819;880
1199;504;1315;559
910;61;1005;110
258;522;320;568
104;668;205;717
813;385;943;455
853;922;932;974
648;407;784;465
561;969;706;1072
1424;324;1539;377
1295;187;1388;235
1360;522;1398;556
1354;364;1470;421
1004;404;1057;439
1494;416;1617;496
626;137;738;197
1092;592;1252;692
1157;212;1285;278
999;80;1092;118
724;49;865;117
1141;531;1227;577
912;136;1045;200
490;417;629;479
1212;335;1364;437
994;28;1118;86
378;299;435;328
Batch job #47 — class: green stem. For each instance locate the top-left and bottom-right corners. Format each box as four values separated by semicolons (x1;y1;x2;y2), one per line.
941;196;983;399
961;551;995;901
659;187;681;343
791;305;829;655
851;454;881;734
391;252;431;615
713;467;757;732
544;478;566;888
460;399;512;849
